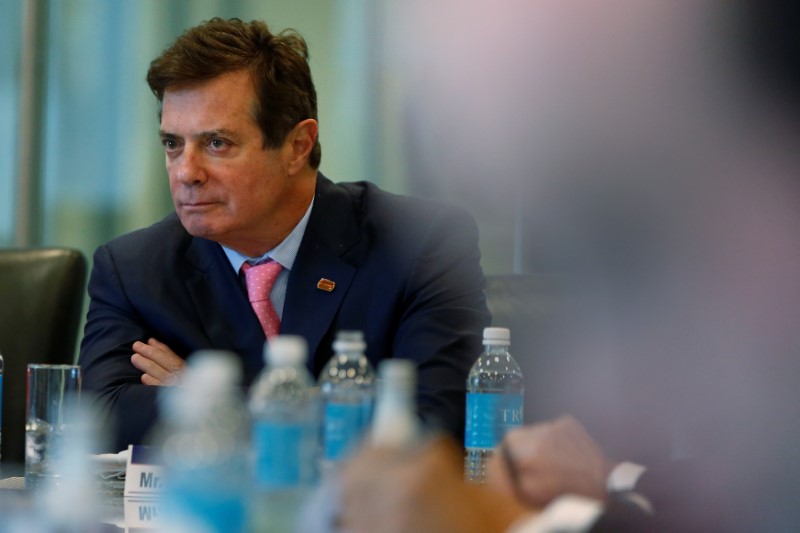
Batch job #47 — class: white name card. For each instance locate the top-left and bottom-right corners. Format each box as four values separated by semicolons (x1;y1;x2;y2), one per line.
124;498;165;528
123;444;164;498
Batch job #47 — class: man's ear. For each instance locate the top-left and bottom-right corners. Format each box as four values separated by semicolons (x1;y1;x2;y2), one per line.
285;119;318;174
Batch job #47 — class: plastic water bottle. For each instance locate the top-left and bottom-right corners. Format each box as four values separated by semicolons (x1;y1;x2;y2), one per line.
39;395;104;531
319;331;375;467
370;359;419;448
297;359;417;533
1;394;104;531
249;335;320;532
156;351;249;533
464;327;524;483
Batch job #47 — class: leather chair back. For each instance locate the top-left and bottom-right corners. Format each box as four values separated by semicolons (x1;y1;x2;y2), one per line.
0;248;87;466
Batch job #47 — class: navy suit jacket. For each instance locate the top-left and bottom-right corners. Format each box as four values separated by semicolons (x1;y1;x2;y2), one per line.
79;175;490;451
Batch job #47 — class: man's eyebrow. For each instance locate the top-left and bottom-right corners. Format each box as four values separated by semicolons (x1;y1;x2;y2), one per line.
196;128;237;139
159;129;239;141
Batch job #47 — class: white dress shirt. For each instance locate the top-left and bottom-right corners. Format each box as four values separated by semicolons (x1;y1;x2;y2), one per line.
221;199;314;320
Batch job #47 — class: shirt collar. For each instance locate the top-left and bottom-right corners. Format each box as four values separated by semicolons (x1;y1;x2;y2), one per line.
222;197;314;273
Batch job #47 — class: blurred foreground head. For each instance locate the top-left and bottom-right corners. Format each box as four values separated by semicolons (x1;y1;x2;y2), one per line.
390;0;800;527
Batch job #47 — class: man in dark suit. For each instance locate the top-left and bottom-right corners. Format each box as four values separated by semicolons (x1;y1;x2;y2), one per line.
78;18;489;452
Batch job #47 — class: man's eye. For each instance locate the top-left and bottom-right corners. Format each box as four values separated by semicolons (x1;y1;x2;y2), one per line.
162;139;178;150
209;138;228;149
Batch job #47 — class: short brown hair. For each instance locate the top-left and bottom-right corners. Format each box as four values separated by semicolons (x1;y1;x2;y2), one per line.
147;17;321;168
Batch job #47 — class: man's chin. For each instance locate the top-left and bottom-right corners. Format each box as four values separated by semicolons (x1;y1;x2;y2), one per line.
178;216;220;242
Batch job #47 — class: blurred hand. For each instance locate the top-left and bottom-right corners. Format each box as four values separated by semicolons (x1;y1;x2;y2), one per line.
131;338;185;386
339;437;532;533
487;415;614;508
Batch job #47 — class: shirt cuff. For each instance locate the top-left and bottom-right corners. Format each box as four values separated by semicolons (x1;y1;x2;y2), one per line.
506;495;604;533
606;461;647;492
607;462;653;515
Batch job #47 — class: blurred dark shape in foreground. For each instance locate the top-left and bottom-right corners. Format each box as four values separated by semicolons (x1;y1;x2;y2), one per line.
388;0;800;528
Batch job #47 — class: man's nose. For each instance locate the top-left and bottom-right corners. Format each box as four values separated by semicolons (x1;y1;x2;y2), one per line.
172;145;207;185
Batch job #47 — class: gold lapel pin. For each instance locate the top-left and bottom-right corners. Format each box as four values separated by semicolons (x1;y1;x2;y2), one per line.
317;278;336;292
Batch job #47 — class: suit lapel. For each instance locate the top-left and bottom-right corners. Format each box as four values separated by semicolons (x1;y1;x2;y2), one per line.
282;245;356;368
182;236;265;379
281;175;361;369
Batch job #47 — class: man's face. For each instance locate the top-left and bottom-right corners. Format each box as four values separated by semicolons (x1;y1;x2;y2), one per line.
160;69;306;255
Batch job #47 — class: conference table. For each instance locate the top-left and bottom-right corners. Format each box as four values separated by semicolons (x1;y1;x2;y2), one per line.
0;463;315;532
0;465;130;530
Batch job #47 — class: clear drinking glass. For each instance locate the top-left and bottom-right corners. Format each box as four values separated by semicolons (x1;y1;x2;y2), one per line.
25;364;81;490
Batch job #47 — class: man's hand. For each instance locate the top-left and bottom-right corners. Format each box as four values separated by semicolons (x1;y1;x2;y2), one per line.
131;338;185;386
339;437;531;533
487;415;615;508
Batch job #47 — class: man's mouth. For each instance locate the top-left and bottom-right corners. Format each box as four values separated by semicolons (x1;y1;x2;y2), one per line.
181;201;218;211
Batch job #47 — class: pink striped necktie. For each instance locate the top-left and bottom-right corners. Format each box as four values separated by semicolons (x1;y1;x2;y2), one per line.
241;259;283;339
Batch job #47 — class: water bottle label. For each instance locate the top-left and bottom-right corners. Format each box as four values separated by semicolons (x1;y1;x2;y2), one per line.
165;474;247;533
465;393;523;449
253;420;317;488
324;402;371;461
